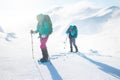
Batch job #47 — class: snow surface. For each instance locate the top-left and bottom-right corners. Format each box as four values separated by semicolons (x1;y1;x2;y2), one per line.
0;5;120;80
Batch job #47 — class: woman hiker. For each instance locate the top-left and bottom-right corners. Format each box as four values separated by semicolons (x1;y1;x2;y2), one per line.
31;14;52;62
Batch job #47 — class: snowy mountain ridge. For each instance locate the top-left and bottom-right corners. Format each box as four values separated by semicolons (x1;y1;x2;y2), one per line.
49;6;120;34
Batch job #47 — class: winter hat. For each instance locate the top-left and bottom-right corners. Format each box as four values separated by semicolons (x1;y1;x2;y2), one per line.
37;14;45;26
70;25;74;29
37;14;44;21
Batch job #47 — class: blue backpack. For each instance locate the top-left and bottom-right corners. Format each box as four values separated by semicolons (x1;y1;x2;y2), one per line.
73;25;78;38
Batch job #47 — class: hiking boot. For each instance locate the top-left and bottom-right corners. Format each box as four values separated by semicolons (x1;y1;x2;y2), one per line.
75;46;78;52
40;58;48;62
70;47;73;52
41;48;49;60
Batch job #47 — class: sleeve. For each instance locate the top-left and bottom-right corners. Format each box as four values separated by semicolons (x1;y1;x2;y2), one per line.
66;28;70;34
35;23;40;33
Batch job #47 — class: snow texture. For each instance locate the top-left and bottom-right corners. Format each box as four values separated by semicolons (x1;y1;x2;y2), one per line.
0;5;120;80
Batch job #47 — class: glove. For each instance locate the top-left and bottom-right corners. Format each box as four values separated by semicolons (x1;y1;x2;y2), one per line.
41;34;47;38
30;30;34;34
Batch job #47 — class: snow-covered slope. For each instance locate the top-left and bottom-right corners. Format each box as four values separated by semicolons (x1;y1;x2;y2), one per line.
0;26;4;33
47;6;120;55
0;26;17;41
0;5;120;80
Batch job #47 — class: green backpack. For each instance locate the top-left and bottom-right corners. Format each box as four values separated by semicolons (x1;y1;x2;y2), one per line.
44;15;53;35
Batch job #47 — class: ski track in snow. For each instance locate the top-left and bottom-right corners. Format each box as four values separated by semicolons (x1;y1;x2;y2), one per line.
75;52;120;79
0;49;120;80
49;52;120;80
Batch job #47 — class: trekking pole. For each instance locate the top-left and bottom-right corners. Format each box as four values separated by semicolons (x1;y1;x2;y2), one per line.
30;31;45;80
31;31;34;59
64;35;68;49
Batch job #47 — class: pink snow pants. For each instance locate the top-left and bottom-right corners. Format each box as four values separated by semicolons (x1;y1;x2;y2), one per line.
40;37;48;49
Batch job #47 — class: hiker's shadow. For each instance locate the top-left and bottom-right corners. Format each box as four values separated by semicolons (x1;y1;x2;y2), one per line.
76;52;120;79
43;62;63;80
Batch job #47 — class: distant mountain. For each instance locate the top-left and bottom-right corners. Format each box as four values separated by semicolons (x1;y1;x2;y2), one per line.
48;6;120;34
5;33;16;41
0;26;4;33
71;6;120;34
47;6;62;14
0;26;16;41
108;6;120;10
